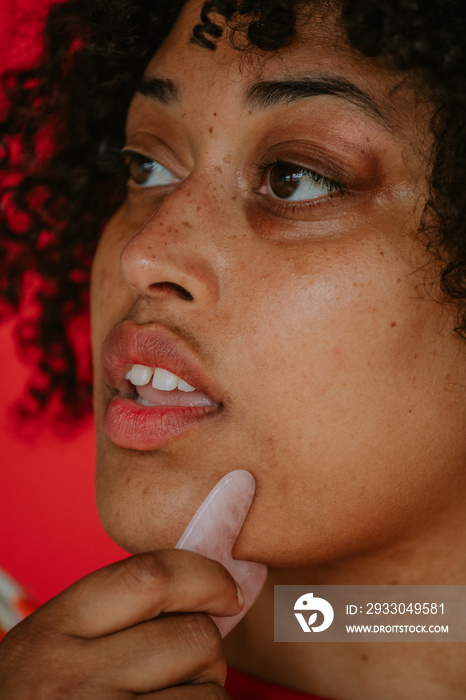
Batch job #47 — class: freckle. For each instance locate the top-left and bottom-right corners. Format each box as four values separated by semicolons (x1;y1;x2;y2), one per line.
182;220;192;228
232;194;237;200
248;110;252;115
408;409;412;414
414;353;418;358
209;126;213;134
380;251;385;256
213;112;217;116
353;282;357;287
390;321;397;327
397;278;401;283
361;654;368;662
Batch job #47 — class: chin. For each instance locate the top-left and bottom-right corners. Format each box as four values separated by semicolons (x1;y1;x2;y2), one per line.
96;497;188;554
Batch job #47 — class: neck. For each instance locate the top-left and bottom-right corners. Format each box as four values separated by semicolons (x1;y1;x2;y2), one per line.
224;510;466;700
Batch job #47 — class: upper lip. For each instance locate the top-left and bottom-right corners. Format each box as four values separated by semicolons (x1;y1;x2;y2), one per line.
101;320;222;404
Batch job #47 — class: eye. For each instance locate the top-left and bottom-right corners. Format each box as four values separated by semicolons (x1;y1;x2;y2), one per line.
123;151;179;187
259;161;342;202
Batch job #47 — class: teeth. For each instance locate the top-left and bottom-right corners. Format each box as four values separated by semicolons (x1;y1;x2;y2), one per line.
126;364;154;386
125;364;196;393
152;367;178;391
177;379;196;393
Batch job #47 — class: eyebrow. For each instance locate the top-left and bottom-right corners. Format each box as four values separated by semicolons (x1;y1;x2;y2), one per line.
137;74;390;127
245;76;389;125
137;76;179;104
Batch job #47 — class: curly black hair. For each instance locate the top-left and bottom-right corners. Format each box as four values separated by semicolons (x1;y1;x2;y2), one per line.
1;0;466;426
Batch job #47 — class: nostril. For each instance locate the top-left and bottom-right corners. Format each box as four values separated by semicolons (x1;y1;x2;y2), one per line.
149;281;194;301
173;284;194;301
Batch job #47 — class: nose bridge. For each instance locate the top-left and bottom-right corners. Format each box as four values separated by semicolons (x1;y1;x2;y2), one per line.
120;176;224;308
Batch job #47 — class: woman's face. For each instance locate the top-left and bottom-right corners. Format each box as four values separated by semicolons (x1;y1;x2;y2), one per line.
91;0;466;569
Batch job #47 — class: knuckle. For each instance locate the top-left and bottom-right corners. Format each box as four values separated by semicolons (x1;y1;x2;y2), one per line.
121;552;172;596
178;614;226;684
185;613;224;658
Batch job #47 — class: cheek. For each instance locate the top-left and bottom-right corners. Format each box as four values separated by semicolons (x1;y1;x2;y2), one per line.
246;244;431;443
90;213;131;355
217;244;463;564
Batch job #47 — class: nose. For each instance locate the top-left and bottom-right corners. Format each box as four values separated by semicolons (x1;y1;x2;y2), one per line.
120;183;222;310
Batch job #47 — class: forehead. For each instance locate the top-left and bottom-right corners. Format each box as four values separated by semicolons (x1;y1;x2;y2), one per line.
140;0;424;130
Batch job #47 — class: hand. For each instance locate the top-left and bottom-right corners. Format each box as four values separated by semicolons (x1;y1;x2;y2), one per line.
0;549;243;698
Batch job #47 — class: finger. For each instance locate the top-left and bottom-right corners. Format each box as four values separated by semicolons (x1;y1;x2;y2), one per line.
96;613;226;694
37;549;243;638
0;599;227;698
140;682;231;699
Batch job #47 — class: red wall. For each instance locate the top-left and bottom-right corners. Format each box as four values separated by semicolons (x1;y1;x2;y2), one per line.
0;1;126;604
0;320;126;604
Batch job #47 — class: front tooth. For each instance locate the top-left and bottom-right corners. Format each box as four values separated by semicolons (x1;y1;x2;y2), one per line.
128;364;154;386
152;367;178;391
177;378;196;392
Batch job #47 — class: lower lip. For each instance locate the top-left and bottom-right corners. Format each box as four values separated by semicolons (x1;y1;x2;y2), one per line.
104;397;218;450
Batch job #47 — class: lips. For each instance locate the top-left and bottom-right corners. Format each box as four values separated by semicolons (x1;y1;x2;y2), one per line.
101;321;222;450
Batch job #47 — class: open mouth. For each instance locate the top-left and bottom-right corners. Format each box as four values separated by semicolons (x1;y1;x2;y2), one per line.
101;321;222;450
124;364;215;408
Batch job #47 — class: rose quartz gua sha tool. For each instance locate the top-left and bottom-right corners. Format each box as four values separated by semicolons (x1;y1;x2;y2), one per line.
175;470;268;637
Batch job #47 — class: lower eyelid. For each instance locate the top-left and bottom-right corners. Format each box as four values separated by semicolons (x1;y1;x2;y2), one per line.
126;172;180;191
268;193;336;209
253;187;347;220
126;182;176;206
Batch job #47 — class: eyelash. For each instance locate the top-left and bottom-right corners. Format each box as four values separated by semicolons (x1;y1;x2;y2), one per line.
255;158;346;213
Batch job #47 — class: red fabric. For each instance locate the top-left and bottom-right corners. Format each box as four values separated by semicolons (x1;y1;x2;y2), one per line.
225;667;333;700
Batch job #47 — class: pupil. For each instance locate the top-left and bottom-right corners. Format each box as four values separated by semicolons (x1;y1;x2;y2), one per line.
269;164;303;199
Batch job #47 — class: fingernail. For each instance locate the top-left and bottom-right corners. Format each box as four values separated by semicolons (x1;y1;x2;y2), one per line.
235;580;245;609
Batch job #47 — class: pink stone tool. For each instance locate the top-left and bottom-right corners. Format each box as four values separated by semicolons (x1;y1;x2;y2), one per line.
175;470;268;637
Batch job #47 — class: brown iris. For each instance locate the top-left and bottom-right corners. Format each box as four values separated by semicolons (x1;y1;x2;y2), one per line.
124;153;155;185
268;163;305;199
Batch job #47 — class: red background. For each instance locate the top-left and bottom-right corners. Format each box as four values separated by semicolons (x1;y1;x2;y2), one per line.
0;0;126;604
